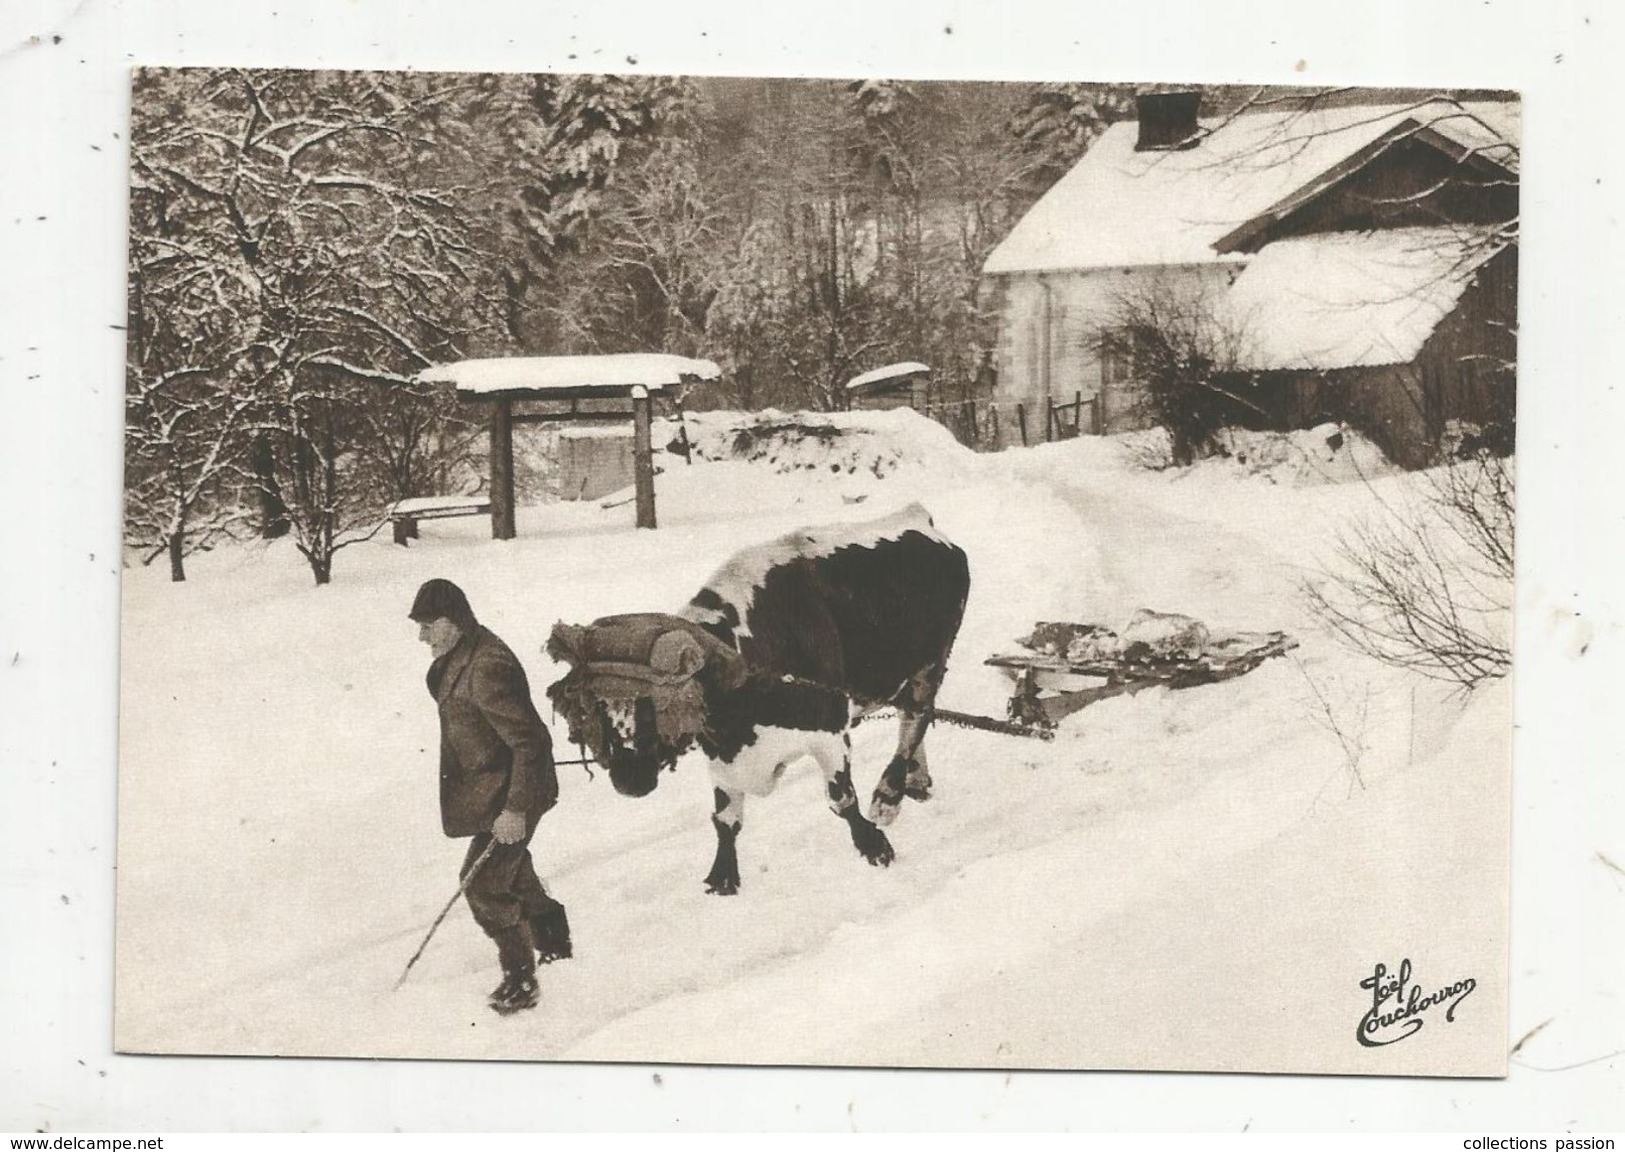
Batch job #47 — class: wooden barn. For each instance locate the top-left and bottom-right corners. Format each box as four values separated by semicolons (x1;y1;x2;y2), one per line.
981;90;1519;463
1218;229;1517;468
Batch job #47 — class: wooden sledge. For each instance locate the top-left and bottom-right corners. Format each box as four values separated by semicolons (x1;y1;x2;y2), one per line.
985;624;1298;730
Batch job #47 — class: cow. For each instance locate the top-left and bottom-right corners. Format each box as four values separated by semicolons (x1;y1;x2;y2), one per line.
545;502;970;894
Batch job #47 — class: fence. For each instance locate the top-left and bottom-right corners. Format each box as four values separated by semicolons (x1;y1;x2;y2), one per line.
915;394;991;449
903;390;1100;451
1046;391;1101;442
1002;393;1103;448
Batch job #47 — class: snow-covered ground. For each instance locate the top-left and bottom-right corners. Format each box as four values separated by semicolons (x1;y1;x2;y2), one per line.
117;411;1514;1075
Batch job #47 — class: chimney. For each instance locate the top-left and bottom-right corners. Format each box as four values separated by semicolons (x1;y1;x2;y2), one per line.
1135;89;1203;151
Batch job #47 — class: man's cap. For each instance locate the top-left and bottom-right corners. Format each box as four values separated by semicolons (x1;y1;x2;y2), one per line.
409;578;477;631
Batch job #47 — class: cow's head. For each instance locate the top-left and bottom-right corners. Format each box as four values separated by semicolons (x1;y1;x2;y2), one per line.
587;691;682;798
547;617;733;798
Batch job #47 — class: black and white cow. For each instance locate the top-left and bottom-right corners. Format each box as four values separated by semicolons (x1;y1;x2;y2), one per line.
546;503;970;894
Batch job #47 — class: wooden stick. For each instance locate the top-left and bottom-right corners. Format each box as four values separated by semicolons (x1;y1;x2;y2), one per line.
394;840;498;991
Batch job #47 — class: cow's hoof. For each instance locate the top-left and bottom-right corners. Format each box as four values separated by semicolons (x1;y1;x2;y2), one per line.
865;839;895;868
704;875;739;896
853;823;895;868
904;782;932;802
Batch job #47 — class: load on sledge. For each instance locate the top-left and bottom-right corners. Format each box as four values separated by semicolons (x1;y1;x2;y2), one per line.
971;610;1298;736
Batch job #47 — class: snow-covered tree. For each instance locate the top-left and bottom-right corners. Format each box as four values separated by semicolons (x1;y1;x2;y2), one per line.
857;80;1057;439
461;72;692;348
700;79;885;412
129;68;504;583
125;70;266;580
123;298;257;581
699;78;1121;423
1012;82;1135;198
541;130;722;357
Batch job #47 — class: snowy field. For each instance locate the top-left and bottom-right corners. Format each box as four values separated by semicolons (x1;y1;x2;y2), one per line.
117;410;1511;1075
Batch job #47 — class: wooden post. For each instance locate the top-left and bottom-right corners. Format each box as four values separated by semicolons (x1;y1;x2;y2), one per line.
673;397;694;465
1017;402;1028;447
489;398;516;540
631;385;656;530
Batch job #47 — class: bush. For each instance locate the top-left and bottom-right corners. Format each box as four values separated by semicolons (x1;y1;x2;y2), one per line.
1102;278;1260;466
1303;452;1513;691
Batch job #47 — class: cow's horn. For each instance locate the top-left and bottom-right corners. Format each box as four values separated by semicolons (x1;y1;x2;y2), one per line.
649;629;706;678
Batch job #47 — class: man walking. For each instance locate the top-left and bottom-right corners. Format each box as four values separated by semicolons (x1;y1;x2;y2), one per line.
411;578;571;1015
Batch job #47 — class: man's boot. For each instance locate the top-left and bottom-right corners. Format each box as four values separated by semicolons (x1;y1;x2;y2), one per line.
529;895;573;964
487;923;538;1015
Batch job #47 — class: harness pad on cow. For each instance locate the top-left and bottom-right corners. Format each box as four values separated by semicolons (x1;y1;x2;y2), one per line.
546;613;746;747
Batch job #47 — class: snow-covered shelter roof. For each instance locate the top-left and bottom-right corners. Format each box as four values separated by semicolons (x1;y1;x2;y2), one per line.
419;354;721;397
983;99;1519;275
845;361;930;394
1225;227;1507;371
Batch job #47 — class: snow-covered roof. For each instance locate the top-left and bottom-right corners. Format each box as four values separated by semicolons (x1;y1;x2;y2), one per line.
1430;102;1521;173
1225;227;1507;371
419;354;722;396
845;361;930;393
983;99;1519;275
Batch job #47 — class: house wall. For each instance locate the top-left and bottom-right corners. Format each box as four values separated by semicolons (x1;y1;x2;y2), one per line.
1227;364;1432;467
1412;244;1518;448
988;264;1236;449
1326;365;1431;468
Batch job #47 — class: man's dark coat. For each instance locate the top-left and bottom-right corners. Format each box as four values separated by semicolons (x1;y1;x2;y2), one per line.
428;625;557;837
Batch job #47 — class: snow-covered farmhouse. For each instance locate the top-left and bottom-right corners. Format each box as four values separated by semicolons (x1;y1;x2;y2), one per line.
982;91;1519;466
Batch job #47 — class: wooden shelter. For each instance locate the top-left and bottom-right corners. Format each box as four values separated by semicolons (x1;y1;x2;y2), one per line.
844;361;931;411
417;354;721;537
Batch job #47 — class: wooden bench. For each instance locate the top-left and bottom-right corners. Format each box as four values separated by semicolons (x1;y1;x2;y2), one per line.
389;495;492;546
